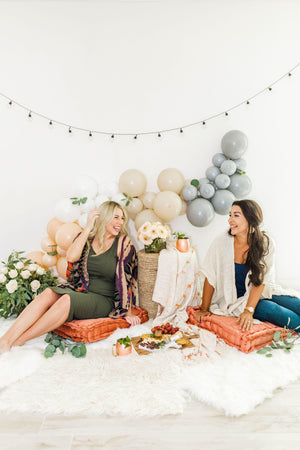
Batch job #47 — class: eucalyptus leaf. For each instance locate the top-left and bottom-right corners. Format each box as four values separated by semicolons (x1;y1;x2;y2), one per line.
273;331;281;342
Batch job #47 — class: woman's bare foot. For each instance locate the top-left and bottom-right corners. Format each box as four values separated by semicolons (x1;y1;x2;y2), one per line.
0;339;11;355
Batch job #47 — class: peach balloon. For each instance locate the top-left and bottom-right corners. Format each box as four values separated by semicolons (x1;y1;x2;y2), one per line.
140;192;156;209
42;253;57;268
119;169;147;197
134;209;160;231
26;251;44;265
126;198;143;218
56;256;68;280
157;168;185;194
41;236;57;253
55;223;82;250
46;218;63;241
57;246;67;256
179;200;187;215
153;191;182;222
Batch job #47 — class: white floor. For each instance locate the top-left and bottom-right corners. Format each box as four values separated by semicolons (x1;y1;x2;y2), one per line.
1;378;300;450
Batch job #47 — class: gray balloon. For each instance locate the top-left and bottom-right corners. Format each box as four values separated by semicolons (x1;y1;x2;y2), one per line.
181;184;198;201
235;158;247;171
221;130;248;160
205;166;220;182
200;183;215;199
215;173;230;189
211;190;236;215
199;177;210;186
212;153;227;168
228;174;252;198
220;159;237;176
187;198;215;227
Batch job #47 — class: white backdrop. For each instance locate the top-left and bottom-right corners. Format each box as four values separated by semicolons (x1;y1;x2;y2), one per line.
0;0;299;289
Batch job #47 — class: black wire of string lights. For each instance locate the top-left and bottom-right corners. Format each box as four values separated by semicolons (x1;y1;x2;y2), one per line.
1;62;299;139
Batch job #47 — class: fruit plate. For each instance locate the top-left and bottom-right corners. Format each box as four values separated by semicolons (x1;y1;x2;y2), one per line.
131;333;197;356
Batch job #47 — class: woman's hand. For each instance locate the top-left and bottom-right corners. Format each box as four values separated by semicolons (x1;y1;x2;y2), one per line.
125;313;141;326
238;310;253;330
194;309;211;323
85;209;100;232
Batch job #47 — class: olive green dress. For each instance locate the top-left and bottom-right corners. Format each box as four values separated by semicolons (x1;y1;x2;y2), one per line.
51;239;117;322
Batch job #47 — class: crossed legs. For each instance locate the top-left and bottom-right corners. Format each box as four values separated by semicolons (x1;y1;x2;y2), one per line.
0;287;71;354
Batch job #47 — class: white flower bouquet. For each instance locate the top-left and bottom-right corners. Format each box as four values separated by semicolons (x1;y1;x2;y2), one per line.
0;251;58;318
137;221;171;253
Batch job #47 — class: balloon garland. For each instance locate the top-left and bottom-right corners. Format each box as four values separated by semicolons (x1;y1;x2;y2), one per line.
27;129;251;278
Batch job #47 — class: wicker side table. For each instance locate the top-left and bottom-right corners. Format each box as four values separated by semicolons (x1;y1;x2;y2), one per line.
137;249;159;319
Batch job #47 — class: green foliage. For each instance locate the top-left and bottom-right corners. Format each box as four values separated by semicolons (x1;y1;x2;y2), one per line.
122;192;133;206
172;231;188;239
117;336;132;348
0;251;58;318
190;179;199;188
256;326;297;357
70;197;88;205
44;332;87;358
236;169;246;175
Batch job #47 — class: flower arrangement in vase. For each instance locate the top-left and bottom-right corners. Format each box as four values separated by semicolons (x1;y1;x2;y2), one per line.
138;221;171;253
172;231;190;253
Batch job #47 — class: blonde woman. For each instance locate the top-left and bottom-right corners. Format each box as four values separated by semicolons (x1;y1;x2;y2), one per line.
0;201;140;354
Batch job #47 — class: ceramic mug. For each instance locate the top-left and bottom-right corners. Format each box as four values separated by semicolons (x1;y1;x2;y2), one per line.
112;341;132;357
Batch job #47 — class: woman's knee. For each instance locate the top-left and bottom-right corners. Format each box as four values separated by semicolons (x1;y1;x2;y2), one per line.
54;294;71;312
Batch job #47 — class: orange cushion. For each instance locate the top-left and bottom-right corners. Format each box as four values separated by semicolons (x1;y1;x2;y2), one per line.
54;306;149;343
187;306;292;353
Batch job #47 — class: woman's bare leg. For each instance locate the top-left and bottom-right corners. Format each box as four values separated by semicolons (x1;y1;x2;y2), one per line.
12;294;70;347
0;288;61;354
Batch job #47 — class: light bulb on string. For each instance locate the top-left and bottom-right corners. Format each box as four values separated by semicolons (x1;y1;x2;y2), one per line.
268;87;272;91
134;134;137;140
158;132;161;138
68;127;72;134
28;111;32;119
225;112;229;117
111;134;114;139
49;120;53;126
89;131;93;138
180;128;183;133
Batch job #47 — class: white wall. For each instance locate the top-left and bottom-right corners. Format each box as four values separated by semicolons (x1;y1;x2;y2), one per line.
0;0;299;289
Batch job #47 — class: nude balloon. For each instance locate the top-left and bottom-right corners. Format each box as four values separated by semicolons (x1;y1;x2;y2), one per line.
56;256;68;280
41;237;56;254
134;209;160;231
153;191;182;222
140;192;156;209
26;251;44;265
157;168;185;194
42;253;57;268
55;223;82;250
119;169;147;197
126;198;143;218
47;218;63;241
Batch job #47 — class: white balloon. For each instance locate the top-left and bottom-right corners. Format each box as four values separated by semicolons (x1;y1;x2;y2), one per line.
78;213;88;228
70;175;98;199
102;181;119;198
80;198;95;213
54;198;81;223
111;192;127;206
95;194;109;207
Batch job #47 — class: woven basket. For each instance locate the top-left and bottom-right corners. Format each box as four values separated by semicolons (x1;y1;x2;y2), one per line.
137;249;159;319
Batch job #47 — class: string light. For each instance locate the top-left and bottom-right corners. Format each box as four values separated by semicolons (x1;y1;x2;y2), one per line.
0;61;299;139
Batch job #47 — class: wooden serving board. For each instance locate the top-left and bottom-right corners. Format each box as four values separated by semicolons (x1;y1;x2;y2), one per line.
131;334;199;356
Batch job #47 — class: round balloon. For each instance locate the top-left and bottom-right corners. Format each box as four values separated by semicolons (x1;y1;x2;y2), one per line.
179;200;187;215
211;190;235;215
80;198;95;213
70;175;98;199
140;192;156;209
42;253;57;268
205;166;220;182
215;174;230;189
78;213;88;229
221;130;248;159
26;251;44;265
157;168;185;194
153;191;182;222
95;194;109;208
119;169;147;197
134;209;160;231
41;237;56;254
56;256;68;280
126;197;143;218
220;160;237;176
57;246;67;256
101;181;119;198
199;177;210;186
46;217;63;241
212;153;227;168
181;185;198;202
55;223;82;250
54;198;81;223
235;158;247;171
200;183;215;199
111;192;127;206
186;199;215;227
228;174;252;198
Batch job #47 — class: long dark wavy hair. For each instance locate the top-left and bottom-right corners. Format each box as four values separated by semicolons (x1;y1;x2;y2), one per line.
228;199;270;286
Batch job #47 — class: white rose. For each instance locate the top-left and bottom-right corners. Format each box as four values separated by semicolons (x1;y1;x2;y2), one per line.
0;273;7;283
21;270;31;280
8;269;18;279
30;280;41;292
36;267;45;275
6;279;18;294
15;261;24;270
28;264;38;272
1;267;8;274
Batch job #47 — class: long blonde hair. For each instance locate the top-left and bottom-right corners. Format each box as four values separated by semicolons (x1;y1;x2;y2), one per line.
89;201;128;254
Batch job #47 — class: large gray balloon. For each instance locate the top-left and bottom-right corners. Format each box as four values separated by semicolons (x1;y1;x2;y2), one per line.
220;159;237;176
215;173;230;189
200;183;215;199
181;184;198;201
228;174;252;198
205;166;220;182
187;198;215;227
212;153;227;168
221;130;248;160
211;190;236;215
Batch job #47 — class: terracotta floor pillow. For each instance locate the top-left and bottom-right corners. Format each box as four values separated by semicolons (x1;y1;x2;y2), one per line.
187;306;291;353
54;306;149;343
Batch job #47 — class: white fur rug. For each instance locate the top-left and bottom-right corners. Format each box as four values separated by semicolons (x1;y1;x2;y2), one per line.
1;317;300;417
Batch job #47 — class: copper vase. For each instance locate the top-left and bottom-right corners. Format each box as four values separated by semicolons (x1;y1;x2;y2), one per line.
176;238;190;253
